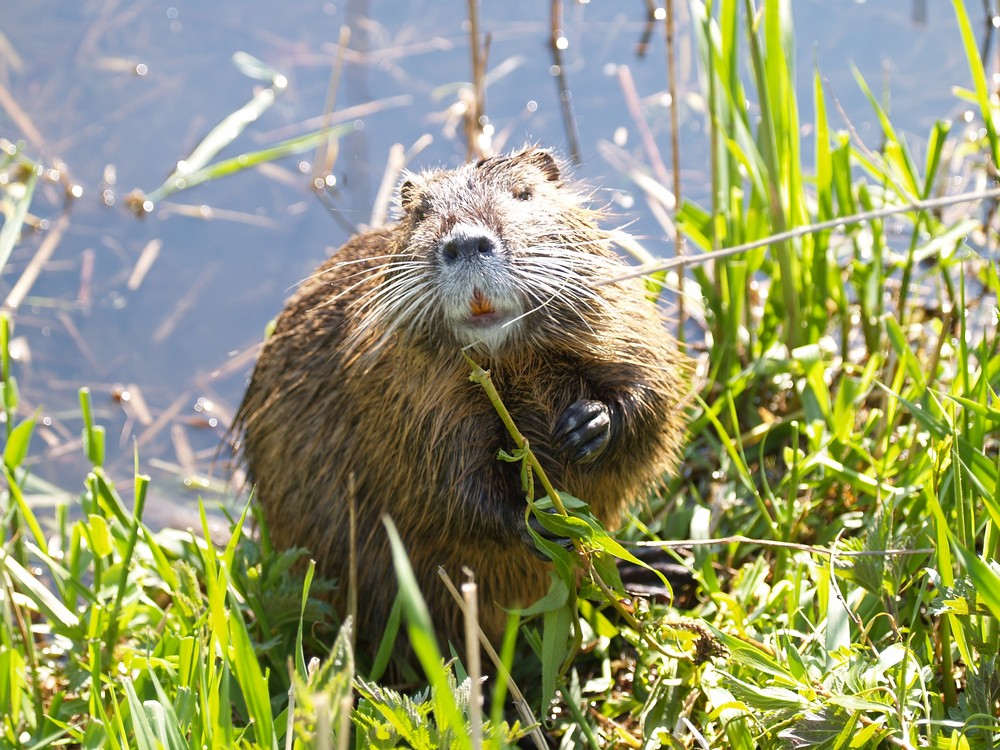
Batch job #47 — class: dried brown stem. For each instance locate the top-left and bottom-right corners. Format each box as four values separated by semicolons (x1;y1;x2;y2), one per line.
312;25;351;188
550;0;581;164
466;0;488;160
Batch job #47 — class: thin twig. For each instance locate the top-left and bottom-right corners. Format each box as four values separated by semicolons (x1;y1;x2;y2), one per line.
438;569;547;750
616;65;670;187
3;212;70;311
370;143;406;228
127;239;162;291
337;695;351;750
550;0;581;163
605;185;1000;283
312;25;351;189
631;535;934;559
0;82;47;151
466;0;486;161
135;391;191;450
315;694;331;750
462;574;483;750
465;355;565;513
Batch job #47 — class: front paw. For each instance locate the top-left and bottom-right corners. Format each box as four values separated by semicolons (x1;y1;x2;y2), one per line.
553;399;611;464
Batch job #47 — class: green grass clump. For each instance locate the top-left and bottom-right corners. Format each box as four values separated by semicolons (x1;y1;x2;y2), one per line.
2;0;1000;748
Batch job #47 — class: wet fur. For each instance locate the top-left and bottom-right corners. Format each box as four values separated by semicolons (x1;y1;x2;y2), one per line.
235;149;689;653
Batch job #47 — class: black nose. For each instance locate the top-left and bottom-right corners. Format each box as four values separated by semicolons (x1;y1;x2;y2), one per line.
441;226;497;263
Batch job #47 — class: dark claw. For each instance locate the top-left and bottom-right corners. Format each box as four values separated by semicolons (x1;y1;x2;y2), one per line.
553;399;611;464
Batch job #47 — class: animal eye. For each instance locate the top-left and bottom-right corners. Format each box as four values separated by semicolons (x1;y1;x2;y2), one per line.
513;186;533;201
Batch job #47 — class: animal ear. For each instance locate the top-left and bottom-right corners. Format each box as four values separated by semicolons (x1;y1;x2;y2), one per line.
516;148;561;183
400;177;421;212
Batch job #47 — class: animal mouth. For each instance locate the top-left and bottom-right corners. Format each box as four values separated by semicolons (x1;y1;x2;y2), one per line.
469;288;496;317
463;287;509;330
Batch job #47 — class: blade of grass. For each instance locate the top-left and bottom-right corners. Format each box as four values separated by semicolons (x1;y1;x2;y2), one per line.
384;517;472;750
228;600;276;749
951;0;1000;166
121;678;159;750
0;167;37;274
181;54;287;177
141;123;355;207
0;549;80;631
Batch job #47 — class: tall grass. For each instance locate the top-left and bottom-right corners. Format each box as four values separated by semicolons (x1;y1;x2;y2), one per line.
655;0;1000;746
1;0;999;748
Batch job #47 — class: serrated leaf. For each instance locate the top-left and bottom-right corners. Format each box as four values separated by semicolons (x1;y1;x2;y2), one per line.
826;694;893;714
952;545;1000;624
724;671;810;711
777;706;855;749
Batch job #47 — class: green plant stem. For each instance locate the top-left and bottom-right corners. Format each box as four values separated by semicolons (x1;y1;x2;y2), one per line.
105;473;150;650
1;567;45;728
743;0;799;347
1;312;13;440
464;354;567;516
464;354;695;660
560;676;601;750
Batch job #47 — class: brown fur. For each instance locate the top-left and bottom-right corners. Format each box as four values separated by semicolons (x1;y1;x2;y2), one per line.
234;148;689;654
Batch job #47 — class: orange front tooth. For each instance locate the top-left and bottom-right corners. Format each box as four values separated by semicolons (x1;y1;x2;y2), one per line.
470;288;495;315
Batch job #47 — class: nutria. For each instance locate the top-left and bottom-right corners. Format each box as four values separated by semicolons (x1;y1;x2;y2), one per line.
234;147;689;656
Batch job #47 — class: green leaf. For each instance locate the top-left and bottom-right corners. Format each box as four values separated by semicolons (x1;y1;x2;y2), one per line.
139;679;190;750
231;51;287;85
0;548;79;630
540;597;574;711
518;572;569;617
121;678;158;750
951;0;1000;165
295;558;317;679
86;514;113;558
5;466;49;555
143;123;354;206
0;169;37;275
3;415;35;470
952;545;1000;624
0;647;24;726
384;518;471;750
228;602;276;748
724;671;809;711
179;53;287;178
711;627;797;683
